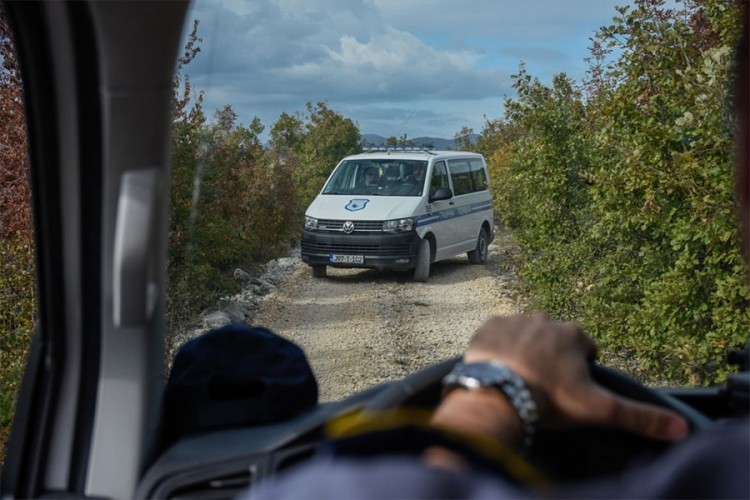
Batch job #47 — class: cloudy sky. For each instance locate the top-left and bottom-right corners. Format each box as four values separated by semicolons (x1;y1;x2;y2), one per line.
184;0;626;141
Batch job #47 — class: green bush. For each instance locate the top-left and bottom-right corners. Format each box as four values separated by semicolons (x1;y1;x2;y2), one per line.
487;0;748;385
0;238;36;461
167;107;301;330
291;102;362;212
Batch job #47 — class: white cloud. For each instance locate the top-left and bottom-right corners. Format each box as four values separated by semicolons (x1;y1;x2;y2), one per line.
184;0;626;139
373;0;623;39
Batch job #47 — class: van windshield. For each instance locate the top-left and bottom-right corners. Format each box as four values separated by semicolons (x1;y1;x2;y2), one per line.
322;159;428;196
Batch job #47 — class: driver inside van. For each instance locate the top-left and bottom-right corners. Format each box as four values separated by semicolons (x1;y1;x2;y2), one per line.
405;163;426;185
411;164;426;184
402;163;426;194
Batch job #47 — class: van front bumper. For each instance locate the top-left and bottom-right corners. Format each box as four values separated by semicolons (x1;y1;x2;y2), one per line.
301;229;421;270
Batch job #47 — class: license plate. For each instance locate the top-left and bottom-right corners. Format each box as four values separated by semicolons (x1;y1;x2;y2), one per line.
329;254;364;264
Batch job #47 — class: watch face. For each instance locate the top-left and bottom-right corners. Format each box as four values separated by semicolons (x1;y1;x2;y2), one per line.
444;362;539;437
446;362;512;388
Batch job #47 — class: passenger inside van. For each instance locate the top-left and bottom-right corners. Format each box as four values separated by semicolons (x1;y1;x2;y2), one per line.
384;164;402;185
363;166;379;188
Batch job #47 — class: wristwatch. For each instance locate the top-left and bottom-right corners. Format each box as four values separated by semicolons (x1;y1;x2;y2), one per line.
442;361;538;447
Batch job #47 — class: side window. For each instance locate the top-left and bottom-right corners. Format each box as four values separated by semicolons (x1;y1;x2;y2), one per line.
1;7;37;463
430;161;449;197
469;159;488;191
448;160;472;196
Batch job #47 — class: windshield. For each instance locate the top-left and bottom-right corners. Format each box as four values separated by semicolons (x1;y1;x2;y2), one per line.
2;1;750;495
2;5;748;465
322;159;428;196
165;0;747;394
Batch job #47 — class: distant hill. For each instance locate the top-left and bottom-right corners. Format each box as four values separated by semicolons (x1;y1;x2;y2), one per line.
361;133;478;150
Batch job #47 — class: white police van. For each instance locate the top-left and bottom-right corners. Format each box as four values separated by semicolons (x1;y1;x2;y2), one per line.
301;149;494;282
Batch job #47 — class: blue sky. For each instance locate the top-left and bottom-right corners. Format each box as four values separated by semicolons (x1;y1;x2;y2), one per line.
184;0;628;141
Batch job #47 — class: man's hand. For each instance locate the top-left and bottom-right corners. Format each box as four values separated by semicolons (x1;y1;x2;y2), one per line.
464;314;689;442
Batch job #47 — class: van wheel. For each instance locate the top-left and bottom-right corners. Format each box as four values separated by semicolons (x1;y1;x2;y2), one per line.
311;265;327;278
468;228;489;264
413;239;431;282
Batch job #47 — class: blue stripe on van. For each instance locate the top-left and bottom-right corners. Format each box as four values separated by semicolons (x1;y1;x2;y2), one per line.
415;200;493;227
471;201;494;213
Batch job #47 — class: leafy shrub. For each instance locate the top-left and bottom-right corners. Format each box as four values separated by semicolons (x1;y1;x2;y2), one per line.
0;3;35;462
0;239;36;459
487;0;748;385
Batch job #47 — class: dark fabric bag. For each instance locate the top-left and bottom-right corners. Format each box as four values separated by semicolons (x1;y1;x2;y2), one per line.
163;323;318;441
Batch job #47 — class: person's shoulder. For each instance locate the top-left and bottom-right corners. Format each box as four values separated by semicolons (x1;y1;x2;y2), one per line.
560;422;749;499
243;454;530;499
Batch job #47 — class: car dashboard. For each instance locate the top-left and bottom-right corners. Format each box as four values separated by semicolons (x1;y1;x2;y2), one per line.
136;359;749;499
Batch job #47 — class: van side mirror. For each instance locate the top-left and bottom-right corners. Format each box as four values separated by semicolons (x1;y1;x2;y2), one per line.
430;187;453;202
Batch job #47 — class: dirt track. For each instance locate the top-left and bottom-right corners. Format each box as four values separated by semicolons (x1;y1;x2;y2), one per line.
252;231;523;402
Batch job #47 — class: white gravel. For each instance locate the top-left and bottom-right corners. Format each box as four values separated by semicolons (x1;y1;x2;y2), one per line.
168;228;654;395
251;230;524;402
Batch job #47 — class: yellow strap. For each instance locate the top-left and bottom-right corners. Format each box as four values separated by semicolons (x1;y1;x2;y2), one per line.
325;407;551;488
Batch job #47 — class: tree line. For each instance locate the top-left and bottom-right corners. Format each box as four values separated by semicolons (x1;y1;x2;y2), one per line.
166;21;363;330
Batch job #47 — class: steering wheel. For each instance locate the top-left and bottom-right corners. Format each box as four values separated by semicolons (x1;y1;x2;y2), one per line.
363;357;712;482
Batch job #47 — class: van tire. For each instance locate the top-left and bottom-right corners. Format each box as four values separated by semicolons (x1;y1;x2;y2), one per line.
413;239;431;282
311;265;327;278
468;228;489;265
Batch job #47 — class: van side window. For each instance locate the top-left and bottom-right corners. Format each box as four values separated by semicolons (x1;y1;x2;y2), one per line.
469;159;488;191
430;161;449;197
448;160;472;196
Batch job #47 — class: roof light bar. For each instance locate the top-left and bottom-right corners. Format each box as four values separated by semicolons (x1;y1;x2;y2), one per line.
361;145;436;153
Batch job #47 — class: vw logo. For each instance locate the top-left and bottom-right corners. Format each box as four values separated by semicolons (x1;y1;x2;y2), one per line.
342;221;355;234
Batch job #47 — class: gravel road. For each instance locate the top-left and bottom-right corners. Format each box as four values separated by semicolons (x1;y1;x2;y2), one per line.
252;230;524;402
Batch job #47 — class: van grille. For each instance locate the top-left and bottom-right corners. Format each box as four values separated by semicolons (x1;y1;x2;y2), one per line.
317;219;383;232
301;241;412;256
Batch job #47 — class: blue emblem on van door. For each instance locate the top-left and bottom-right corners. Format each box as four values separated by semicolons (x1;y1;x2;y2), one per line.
345;199;369;211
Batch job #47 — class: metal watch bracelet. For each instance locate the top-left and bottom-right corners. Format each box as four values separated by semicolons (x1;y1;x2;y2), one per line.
442;361;539;449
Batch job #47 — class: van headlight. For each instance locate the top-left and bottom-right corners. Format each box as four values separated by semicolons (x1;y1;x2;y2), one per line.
383;218;415;232
304;216;318;230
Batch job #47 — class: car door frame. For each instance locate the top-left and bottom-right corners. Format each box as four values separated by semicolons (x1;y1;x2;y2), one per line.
1;2;188;499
